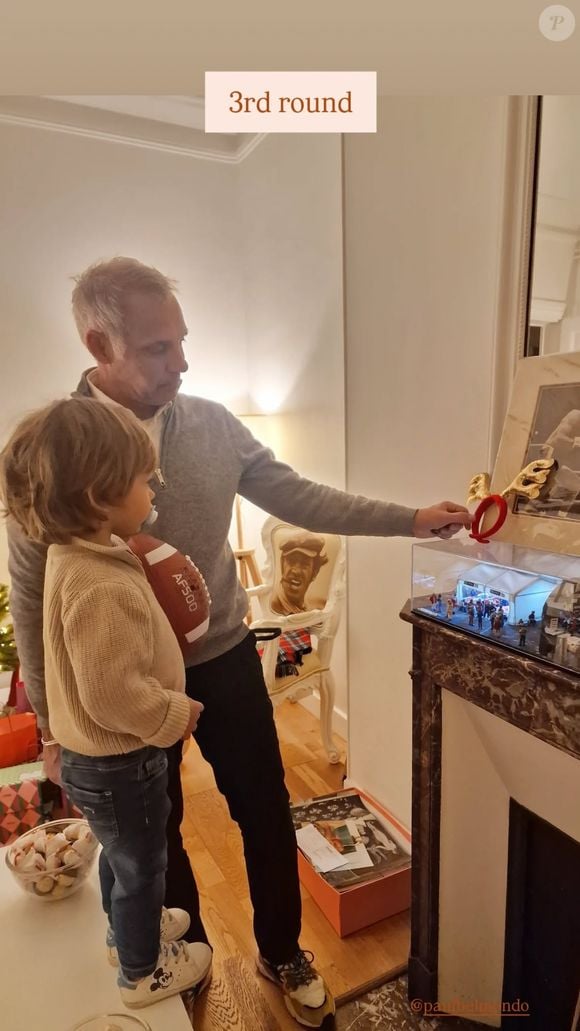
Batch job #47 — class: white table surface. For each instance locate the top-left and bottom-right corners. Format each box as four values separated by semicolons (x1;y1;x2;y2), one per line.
0;846;193;1031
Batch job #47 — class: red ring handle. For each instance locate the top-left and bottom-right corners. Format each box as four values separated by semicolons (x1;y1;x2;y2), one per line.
469;494;508;544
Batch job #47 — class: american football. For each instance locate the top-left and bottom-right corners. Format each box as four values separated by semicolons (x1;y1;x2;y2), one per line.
128;534;211;656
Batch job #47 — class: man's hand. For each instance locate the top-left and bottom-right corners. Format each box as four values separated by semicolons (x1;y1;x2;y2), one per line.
413;501;472;539
182;698;204;740
41;741;62;786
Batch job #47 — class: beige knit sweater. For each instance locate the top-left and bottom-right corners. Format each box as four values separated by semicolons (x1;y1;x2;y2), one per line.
43;537;191;756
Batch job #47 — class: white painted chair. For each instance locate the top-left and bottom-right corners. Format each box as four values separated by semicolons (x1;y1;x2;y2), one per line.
248;517;346;764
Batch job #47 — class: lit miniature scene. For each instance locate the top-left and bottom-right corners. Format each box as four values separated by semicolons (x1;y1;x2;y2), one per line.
412;540;580;674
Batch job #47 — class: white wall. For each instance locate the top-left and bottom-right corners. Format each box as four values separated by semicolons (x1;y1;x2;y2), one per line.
236;134;348;719
0;119;248;581
343;98;508;825
2;100;515;783
0;122;249;432
0;119;347;728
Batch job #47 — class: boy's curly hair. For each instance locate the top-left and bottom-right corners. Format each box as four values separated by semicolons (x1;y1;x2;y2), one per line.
0;398;156;544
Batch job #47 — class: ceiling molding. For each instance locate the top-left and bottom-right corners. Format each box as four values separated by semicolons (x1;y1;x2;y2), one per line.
46;95;207;131
0;96;263;164
236;132;268;162
0;110;243;164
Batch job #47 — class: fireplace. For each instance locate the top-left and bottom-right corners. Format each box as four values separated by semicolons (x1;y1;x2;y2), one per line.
502;801;580;1031
401;602;580;1030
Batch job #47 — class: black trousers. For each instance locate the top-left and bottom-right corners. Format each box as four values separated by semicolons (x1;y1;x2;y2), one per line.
163;632;302;965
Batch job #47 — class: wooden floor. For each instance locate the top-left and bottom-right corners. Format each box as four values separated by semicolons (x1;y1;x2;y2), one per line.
180;700;410;1030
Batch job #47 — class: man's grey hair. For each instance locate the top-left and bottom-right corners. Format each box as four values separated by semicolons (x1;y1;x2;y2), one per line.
71;256;178;355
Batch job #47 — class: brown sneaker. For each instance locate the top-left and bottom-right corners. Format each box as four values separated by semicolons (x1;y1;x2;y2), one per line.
257;950;335;1028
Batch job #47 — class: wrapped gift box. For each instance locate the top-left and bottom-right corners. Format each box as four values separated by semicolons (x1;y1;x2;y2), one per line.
0;710;39;769
0;761;83;845
0;762;46;845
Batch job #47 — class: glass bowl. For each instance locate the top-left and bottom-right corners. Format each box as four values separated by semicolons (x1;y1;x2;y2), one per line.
70;1016;152;1030
5;817;98;901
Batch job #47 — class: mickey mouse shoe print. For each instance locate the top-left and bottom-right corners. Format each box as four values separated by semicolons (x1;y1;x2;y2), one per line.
119;940;212;1008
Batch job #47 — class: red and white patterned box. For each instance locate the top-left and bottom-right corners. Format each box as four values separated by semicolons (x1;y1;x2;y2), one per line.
0;765;44;845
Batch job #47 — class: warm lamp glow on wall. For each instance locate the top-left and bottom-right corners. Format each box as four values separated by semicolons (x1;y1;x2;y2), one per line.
233;412;282;587
237;412;284;454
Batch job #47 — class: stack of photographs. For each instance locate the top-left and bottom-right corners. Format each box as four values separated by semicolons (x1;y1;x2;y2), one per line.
290;789;410;889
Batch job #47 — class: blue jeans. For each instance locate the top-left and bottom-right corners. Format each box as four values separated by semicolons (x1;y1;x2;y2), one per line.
61;745;171;980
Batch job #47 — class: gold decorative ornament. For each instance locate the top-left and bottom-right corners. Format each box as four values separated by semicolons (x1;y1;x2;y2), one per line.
466;459;556;543
466;473;491;504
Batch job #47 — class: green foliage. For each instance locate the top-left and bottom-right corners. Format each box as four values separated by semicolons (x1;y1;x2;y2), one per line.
0;584;18;673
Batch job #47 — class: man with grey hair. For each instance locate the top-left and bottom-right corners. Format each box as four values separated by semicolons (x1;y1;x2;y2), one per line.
8;256;471;1028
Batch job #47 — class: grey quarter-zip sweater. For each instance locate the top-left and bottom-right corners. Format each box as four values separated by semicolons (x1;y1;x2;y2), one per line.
7;369;418;727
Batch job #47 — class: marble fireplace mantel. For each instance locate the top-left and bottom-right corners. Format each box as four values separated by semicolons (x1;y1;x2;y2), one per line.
401;602;579;761
399;602;580;1028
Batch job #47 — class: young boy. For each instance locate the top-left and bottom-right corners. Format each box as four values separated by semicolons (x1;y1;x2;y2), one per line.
0;398;212;1008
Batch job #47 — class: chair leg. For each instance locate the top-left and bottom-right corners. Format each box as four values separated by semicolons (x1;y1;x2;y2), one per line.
319;670;341;764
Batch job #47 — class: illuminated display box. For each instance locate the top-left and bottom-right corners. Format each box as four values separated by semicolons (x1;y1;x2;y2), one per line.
412;538;580;674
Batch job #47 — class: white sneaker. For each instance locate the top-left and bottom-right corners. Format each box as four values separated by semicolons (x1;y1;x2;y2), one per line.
119;940;213;1009
106;906;191;966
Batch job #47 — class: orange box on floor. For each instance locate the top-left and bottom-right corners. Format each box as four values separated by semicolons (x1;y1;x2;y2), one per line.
295;787;411;938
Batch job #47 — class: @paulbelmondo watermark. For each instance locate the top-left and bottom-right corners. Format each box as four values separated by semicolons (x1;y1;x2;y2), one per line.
410;997;531;1018
539;5;576;40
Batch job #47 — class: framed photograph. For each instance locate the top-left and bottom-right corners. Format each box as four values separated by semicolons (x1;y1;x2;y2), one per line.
491;352;580;555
